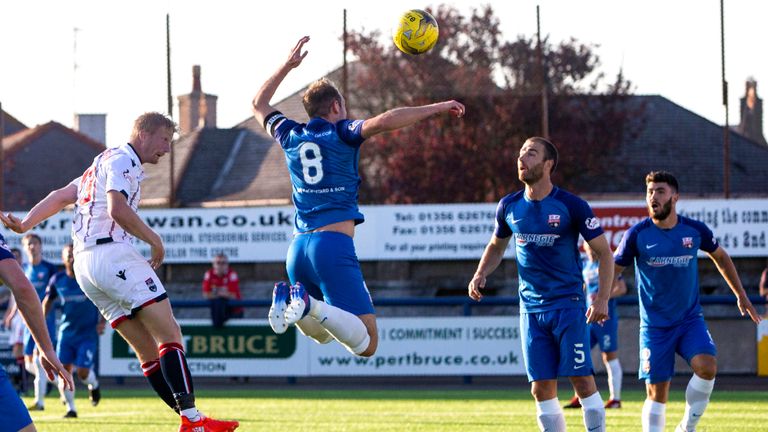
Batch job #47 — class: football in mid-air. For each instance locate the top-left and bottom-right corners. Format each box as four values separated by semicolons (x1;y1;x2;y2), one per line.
393;9;439;55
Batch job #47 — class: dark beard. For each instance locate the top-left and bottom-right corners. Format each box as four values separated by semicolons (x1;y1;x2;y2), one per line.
649;199;673;221
519;163;544;185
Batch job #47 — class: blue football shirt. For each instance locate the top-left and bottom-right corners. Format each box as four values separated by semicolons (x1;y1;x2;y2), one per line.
46;272;100;337
614;215;718;327
273;117;366;233
24;260;58;330
495;187;604;312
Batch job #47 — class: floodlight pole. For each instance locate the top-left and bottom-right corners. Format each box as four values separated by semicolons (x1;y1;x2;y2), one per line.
342;9;349;111
536;5;549;139
167;13;176;208
720;0;730;198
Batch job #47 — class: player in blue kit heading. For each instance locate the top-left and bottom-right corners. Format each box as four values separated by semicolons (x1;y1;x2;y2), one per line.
43;244;105;418
614;171;761;432
21;233;59;411
253;36;465;357
469;137;614;432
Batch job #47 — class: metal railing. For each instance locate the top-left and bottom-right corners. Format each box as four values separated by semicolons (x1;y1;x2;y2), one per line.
172;294;767;316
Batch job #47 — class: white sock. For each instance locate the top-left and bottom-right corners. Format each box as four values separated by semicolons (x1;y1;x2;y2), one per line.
606;358;623;401
580;391;606;432
58;377;76;412
81;369;99;389
34;356;46;406
535;398;566;432
296;316;334;344
181;407;201;422
680;374;715;431
25;359;36;375
308;299;370;355
642;399;666;432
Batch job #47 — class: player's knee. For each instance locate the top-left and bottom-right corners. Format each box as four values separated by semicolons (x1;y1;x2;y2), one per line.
76;368;90;381
691;355;717;380
571;378;597;398
695;364;717;380
357;335;378;357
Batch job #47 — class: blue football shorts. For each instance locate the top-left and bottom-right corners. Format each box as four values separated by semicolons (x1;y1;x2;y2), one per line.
520;307;593;382
57;332;98;369
589;300;619;353
286;231;374;316
0;368;33;432
639;314;717;383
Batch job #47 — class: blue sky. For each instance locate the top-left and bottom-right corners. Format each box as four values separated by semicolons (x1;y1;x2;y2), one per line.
1;0;765;147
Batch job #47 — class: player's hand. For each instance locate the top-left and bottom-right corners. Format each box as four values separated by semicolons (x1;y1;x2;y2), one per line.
443;100;465;118
38;349;74;391
148;241;165;269
586;296;609;324
0;212;26;233
286;36;310;69
737;295;762;324
468;273;486;301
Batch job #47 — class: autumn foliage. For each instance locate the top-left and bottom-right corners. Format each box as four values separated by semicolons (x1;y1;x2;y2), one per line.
344;4;645;203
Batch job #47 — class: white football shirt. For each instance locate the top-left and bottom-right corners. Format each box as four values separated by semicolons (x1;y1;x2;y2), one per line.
71;143;145;253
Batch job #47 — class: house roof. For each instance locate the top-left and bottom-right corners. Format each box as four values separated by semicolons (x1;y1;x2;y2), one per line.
3;121;104;154
141;126;292;207
594;95;768;197
1;110;27;137
2;121;105;210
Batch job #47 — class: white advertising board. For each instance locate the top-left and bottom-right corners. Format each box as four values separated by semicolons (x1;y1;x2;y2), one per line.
98;317;525;377
5;199;766;263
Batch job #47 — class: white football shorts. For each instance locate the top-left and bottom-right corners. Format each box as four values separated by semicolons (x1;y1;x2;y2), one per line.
74;242;167;328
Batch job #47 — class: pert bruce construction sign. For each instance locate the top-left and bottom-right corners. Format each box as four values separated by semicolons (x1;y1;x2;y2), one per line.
98;317;525;377
5;199;767;263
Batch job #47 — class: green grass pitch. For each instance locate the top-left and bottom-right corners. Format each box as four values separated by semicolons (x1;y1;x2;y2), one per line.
24;387;767;431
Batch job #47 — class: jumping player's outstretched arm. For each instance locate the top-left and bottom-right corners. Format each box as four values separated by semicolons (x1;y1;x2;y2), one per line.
468;235;511;301
707;247;762;324
0;183;77;233
252;36;310;126
361;102;465;139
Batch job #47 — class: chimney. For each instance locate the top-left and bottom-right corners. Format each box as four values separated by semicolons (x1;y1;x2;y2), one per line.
177;65;218;135
74;113;107;145
737;78;766;145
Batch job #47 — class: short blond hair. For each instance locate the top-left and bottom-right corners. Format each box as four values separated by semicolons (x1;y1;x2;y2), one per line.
129;112;177;142
302;78;342;118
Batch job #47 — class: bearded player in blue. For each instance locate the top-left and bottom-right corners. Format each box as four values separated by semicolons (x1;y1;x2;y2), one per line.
42;244;104;418
469;137;613;432
252;36;465;357
614;171;761;432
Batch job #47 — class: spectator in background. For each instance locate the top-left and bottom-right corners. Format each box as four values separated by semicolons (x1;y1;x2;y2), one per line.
202;253;243;328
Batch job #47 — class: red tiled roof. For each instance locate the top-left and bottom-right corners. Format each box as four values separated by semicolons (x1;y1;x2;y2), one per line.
3;121;104;154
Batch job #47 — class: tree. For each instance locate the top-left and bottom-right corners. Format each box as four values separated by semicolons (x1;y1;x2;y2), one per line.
344;4;645;203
